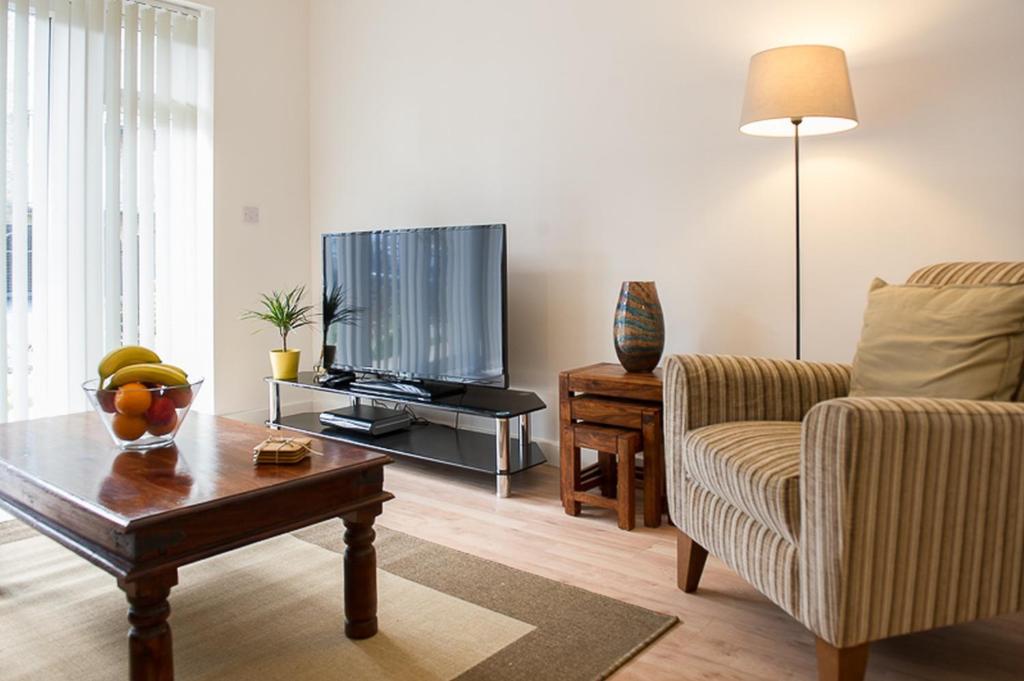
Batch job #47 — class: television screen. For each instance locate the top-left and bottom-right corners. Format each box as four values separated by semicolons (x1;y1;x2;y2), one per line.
322;224;508;387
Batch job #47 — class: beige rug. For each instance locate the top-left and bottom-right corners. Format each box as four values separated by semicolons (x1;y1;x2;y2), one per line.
0;516;675;680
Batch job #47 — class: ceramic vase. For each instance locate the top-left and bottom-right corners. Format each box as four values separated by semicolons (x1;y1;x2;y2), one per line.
613;281;665;373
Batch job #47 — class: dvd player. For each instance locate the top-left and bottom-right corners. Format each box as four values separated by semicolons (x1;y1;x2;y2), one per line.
318;405;412;436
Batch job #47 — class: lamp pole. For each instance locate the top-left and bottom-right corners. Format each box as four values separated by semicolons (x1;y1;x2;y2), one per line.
792;117;802;360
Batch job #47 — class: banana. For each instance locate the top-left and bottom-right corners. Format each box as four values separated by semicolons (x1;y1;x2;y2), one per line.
158;364;189;379
107;363;189;390
98;346;161;384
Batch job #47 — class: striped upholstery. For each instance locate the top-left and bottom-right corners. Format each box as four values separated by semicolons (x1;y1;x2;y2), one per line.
683;421;802;543
664;354;850;548
801;397;1024;646
907;261;1024;285
683;479;800;618
666;264;1024;651
665;354;851;433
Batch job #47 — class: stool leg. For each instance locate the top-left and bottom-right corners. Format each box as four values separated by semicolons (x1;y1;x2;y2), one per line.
642;453;659;528
616;438;636;530
598;452;616;498
642;411;664;528
560;425;581;516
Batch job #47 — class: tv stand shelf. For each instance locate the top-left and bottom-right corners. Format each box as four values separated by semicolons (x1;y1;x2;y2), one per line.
266;372;547;497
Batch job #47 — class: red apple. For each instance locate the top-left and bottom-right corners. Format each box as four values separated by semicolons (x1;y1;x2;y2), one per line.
145;396;177;428
97;390;118;413
166;385;193;409
147;410;178;436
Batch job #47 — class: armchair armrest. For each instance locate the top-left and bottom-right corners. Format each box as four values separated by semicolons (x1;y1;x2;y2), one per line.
663;354;851;432
664;354;851;524
800;397;1024;648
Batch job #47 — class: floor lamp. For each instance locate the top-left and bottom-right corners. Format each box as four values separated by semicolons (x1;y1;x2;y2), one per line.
739;45;858;360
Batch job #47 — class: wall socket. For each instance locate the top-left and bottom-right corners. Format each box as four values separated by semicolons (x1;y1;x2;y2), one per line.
243;206;260;224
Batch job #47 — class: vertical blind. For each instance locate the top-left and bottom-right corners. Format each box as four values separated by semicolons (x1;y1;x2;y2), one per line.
1;0;204;422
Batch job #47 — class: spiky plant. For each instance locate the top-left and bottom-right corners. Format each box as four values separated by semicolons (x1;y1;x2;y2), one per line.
241;285;315;352
321;285;361;347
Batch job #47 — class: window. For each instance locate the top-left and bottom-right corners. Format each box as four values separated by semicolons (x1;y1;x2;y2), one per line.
2;0;211;422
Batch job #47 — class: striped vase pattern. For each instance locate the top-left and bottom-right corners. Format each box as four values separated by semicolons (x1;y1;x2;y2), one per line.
613;281;665;372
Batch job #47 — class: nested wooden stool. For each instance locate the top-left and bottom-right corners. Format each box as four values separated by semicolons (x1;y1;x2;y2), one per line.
569;397;664;526
562;422;643;530
559;364;665;530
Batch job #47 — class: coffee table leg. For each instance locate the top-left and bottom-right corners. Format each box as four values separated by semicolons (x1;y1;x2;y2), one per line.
342;513;378;639
118;570;178;681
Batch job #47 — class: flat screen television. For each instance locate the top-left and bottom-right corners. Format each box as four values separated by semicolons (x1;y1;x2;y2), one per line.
322;224;508;389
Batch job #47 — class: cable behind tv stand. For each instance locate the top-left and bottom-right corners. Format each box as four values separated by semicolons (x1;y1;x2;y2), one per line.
265;372;547;498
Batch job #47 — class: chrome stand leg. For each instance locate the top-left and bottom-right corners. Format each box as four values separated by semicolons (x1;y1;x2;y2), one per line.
268;383;281;429
496;417;511;498
519;413;531;462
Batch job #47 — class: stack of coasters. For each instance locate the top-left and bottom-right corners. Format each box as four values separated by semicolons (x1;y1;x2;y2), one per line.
253;436;317;465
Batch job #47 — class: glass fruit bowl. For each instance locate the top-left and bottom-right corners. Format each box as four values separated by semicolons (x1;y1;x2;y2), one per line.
82;378;204;451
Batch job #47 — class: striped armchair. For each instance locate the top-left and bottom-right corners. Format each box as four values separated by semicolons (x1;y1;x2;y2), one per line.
666;263;1024;681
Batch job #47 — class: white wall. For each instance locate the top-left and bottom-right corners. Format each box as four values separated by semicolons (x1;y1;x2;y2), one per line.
203;0;314;418
307;0;1024;445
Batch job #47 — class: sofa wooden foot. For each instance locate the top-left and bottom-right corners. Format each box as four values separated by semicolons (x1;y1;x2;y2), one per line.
815;638;869;681
676;529;708;593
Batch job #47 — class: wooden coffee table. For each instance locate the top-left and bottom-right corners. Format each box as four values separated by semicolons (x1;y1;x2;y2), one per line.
0;412;393;681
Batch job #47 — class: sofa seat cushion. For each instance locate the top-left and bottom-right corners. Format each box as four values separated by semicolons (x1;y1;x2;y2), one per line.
683;421;802;543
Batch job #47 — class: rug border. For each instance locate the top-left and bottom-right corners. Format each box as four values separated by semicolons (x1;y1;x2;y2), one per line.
1;516;679;681
294;520;680;681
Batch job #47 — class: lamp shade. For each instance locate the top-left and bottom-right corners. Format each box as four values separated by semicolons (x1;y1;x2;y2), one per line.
740;45;857;137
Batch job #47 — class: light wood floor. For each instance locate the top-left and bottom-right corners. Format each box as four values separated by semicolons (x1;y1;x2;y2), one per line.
375;459;1024;681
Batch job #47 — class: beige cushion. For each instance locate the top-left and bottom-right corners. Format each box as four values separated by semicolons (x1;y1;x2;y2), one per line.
683;421;802;544
850;278;1024;400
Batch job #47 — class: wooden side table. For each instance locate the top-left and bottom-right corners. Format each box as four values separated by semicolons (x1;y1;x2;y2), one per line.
559;363;665;529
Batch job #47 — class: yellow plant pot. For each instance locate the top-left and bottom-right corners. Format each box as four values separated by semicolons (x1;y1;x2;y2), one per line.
269;349;301;380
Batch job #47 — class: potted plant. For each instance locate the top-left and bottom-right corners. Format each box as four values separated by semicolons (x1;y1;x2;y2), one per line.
242;285;315;380
320;285;361;372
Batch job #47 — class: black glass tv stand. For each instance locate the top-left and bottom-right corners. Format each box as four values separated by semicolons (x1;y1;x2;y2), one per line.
265;372;547;498
347;377;466;401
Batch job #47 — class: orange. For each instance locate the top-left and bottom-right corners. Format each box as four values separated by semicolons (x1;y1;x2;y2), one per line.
111;413;148;441
115;382;153;416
